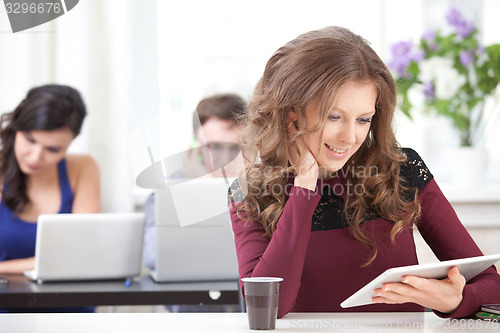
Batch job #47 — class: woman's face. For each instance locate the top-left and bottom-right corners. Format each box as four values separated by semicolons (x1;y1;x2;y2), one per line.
14;127;74;176
304;80;377;173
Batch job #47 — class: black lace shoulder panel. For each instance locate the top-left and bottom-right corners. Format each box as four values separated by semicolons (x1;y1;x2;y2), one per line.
399;147;434;192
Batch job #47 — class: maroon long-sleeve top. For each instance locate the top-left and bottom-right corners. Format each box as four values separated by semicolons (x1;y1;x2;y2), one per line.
229;148;500;318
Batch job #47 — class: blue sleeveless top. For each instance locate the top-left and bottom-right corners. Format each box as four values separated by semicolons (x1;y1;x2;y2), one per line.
0;158;73;261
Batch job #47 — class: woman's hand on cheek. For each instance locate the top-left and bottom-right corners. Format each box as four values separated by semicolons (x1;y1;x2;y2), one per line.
287;118;318;191
371;266;466;314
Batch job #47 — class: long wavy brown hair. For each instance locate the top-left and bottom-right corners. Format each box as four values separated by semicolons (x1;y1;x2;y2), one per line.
237;26;420;266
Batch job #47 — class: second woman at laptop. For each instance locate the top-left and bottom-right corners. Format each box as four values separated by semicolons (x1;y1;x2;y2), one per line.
0;84;101;278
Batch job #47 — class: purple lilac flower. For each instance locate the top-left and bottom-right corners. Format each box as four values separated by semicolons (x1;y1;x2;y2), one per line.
422;29;436;42
389;40;414;77
445;7;476;38
477;45;484;55
459;50;474;67
413;50;426;62
423;81;435;102
455;20;475;38
446;7;464;27
421;29;438;51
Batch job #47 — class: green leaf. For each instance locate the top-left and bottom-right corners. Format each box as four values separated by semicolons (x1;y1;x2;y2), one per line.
406;61;420;77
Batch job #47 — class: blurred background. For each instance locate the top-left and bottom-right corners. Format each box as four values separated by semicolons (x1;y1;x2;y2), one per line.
0;0;499;214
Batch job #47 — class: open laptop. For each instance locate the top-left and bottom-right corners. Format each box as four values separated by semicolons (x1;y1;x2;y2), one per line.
150;177;239;282
24;213;145;283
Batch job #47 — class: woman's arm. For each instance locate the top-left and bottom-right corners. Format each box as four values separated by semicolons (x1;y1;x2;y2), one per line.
415;179;500;317
373;149;500;317
67;154;101;213
376;179;500;317
0;257;35;274
230;184;322;318
231;113;323;318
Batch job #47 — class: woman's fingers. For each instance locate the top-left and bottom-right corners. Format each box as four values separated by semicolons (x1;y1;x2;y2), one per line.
372;267;466;314
447;266;466;288
286;117;318;190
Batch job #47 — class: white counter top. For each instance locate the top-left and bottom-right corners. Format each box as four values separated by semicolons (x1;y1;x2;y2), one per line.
1;312;498;333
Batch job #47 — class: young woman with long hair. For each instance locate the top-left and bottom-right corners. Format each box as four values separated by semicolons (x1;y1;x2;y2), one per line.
229;26;500;318
0;84;100;275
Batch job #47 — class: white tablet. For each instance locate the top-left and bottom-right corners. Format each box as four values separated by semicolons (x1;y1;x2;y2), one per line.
340;254;500;308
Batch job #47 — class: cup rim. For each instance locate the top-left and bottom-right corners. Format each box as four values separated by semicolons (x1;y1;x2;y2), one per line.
241;277;283;283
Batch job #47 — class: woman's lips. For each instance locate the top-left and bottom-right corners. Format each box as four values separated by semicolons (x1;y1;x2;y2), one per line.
325;143;349;158
25;163;38;170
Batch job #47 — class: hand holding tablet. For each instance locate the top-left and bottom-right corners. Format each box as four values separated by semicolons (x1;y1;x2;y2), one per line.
341;254;500;308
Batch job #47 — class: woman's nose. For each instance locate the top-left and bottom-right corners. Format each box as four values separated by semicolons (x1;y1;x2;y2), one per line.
337;122;356;145
28;146;43;163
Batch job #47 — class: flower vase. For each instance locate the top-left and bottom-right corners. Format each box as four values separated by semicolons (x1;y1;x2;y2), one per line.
450;147;489;187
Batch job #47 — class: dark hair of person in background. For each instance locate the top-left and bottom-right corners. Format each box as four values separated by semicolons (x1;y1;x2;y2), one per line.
192;93;247;133
0;84;87;214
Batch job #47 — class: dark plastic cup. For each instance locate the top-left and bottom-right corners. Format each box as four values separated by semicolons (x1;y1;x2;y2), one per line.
241;277;283;330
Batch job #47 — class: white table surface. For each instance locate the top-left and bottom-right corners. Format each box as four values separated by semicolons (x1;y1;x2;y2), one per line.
1;312;498;333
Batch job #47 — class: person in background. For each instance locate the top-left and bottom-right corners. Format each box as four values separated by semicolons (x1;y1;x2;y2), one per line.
0;84;100;312
229;26;500;319
142;93;246;269
141;93;246;313
171;93;246;179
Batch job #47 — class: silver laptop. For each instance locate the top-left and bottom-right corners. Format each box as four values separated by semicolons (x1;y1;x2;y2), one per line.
150;177;239;282
24;213;145;283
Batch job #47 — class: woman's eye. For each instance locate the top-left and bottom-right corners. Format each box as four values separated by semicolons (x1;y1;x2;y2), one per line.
358;118;372;124
24;133;35;143
328;115;340;121
47;148;62;153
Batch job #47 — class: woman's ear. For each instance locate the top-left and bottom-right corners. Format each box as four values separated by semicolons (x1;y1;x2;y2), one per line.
286;108;300;131
286;108;297;122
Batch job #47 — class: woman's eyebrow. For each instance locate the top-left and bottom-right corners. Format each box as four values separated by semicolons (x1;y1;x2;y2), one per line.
332;106;376;116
